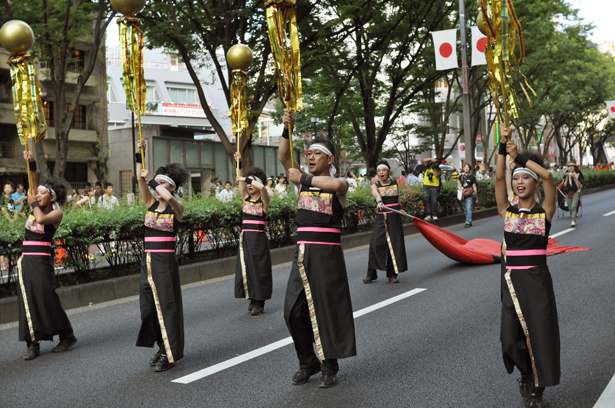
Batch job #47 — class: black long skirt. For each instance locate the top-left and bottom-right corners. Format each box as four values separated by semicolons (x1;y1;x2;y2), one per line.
16;255;73;342
235;231;273;301
136;252;184;363
368;213;408;274
284;243;356;360
501;263;561;387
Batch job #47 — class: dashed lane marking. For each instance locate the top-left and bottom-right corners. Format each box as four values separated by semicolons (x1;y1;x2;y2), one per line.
549;228;575;239
603;210;615;217
172;288;427;384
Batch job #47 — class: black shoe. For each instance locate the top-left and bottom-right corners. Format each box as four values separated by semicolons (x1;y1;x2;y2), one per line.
52;335;77;353
251;301;264;316
362;276;374;284
465;222;472;228
23;342;40;361
248;299;255;312
319;372;338;388
525;394;543;408
518;375;533;400
149;348;163;366
155;354;174;372
389;276;399;283
292;366;321;385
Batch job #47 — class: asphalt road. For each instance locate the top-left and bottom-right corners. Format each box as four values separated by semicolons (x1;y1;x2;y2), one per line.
1;189;614;408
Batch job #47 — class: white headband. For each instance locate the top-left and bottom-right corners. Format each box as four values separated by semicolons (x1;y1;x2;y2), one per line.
247;176;263;185
513;167;538;180
155;175;176;186
308;143;337;177
38;185;56;198
377;164;390;171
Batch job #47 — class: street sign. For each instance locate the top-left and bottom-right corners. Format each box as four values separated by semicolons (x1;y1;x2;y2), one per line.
459;143;466;160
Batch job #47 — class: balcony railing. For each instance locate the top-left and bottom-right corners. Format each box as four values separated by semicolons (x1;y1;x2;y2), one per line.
106;57;188;72
47;120;90;130
39;61;85;74
0;96;11;104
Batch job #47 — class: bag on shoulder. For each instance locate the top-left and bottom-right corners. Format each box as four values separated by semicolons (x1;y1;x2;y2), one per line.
462;188;473;198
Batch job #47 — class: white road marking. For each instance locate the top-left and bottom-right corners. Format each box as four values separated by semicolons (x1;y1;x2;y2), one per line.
172;288;427;384
549;228;575;239
603;209;615;217
593;372;615;408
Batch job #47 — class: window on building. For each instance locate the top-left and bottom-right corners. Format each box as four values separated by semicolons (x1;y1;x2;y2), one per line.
146;85;159;103
120;170;133;195
68;50;85;73
153;138;169;170
72;105;86;128
46;162;88;183
167;87;197;105
43;101;54;124
43;102;87;128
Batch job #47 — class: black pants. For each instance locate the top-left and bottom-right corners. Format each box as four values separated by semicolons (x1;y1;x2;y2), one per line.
423;187;439;217
366;251;396;279
288;290;339;375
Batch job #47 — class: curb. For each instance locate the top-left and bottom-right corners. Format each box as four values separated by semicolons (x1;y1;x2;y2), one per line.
1;185;612;324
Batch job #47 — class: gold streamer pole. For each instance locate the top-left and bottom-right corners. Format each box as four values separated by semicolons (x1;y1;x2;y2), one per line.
0;20;48;195
226;44;253;174
111;0;147;164
265;0;303;168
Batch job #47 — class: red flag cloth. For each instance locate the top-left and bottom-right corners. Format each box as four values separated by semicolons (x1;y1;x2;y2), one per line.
412;218;591;265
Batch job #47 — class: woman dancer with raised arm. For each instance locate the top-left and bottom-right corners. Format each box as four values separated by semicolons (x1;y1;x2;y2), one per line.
135;140;188;372
279;109;356;389
234;152;272;316
496;127;559;408
17;151;77;360
363;160;408;284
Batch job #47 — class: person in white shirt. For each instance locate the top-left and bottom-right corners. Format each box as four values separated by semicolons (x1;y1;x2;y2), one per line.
217;181;235;202
98;182;119;209
274;174;288;197
76;185;96;209
407;172;420;186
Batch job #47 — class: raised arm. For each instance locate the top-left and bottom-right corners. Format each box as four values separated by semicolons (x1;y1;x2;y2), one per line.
495;127;511;219
136;140;156;208
277;109;303;184
234;152;248;199
287;168;348;195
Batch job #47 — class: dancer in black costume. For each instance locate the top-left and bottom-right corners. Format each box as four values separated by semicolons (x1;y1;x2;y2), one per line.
135;140;188;372
233;152;272;316
17;151;77;360
363;159;408;284
279;109;356;389
496;127;559;408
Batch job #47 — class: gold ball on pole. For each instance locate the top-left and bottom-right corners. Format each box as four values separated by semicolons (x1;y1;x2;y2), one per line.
226;44;253;70
0;20;35;54
477;10;488;36
110;0;146;15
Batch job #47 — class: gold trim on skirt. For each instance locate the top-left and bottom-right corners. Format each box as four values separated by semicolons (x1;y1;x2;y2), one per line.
146;252;175;363
239;231;250;299
17;255;35;341
297;243;325;360
383;213;399;275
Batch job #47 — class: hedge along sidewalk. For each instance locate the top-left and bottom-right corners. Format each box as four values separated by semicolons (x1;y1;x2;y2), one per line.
0;183;612;325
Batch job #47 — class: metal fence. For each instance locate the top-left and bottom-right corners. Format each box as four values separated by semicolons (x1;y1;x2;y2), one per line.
0;142;19;159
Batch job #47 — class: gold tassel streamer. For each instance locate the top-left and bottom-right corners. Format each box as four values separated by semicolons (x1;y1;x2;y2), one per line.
480;0;532;127
265;0;303;168
8;53;47;193
118;16;146;163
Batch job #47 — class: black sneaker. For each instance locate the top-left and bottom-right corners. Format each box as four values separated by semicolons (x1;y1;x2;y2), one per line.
292;365;321;385
248;299;255;312
464;222;472;228
52;335;77;353
362;276;374;284
389;276;399;283
319;372;338;388
154;354;174;372
149;348;163;366
525;394;543;408
251;301;265;316
23;342;40;361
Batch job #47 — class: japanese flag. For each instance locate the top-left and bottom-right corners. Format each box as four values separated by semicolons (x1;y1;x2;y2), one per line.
471;26;487;66
606;100;615;119
432;29;458;71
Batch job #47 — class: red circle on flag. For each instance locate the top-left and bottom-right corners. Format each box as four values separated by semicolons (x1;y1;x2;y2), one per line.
611;106;615;113
477;37;487;53
439;43;453;58
460;145;466;152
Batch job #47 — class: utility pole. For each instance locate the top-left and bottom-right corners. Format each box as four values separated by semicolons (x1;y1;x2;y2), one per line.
132;111;137;193
458;0;474;168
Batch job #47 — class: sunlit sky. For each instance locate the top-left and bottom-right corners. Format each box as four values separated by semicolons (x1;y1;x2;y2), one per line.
106;1;615;49
571;0;615;43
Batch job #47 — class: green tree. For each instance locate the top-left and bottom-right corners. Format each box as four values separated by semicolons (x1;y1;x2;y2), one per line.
1;0;115;180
